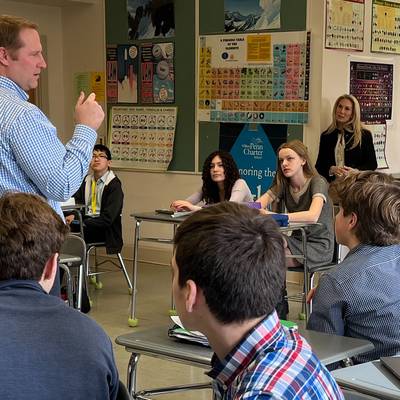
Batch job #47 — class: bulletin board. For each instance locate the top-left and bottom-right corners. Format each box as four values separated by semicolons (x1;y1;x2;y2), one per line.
105;0;307;172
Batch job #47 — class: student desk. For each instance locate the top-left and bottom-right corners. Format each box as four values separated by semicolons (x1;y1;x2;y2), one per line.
116;326;374;398
332;360;400;399
128;212;313;327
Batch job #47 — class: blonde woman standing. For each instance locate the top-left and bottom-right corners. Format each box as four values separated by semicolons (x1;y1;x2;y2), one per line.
316;94;377;182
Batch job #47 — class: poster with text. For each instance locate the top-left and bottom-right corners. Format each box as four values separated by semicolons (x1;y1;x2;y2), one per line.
106;46;118;103
224;0;281;32
127;0;175;40
349;61;393;123
325;0;364;51
371;0;400;54
198;31;310;124
74;72;105;102
220;123;287;198
108;106;177;171
366;123;389;169
140;42;174;104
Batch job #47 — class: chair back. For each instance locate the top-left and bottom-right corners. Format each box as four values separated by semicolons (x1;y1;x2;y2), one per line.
60;234;87;267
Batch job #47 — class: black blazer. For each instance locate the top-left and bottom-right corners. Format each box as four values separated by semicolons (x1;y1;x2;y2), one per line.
315;128;377;182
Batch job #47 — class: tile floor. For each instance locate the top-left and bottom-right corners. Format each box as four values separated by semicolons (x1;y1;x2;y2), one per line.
88;259;305;399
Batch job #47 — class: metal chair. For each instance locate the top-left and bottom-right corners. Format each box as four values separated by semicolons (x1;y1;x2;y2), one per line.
59;234;87;311
86;242;133;293
287;240;342;320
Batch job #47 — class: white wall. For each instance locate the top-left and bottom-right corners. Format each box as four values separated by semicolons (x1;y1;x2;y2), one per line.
0;0;65;134
307;0;400;174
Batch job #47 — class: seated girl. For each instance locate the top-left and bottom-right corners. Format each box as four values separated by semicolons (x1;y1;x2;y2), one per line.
171;150;253;211
257;140;334;268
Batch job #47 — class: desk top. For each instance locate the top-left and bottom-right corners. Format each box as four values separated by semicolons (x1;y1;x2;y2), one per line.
61;203;85;212
130;211;314;231
116;326;373;369
332;360;400;400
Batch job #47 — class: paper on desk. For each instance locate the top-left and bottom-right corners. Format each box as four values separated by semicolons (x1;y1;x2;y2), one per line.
60;197;76;207
169;316;209;346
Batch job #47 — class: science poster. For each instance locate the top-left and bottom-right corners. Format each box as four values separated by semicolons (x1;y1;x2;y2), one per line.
117;45;139;103
140;42;174;104
224;0;281;32
349;60;393;123
108;106;177;171
74;72;105;102
366;123;389;169
198;31;310;124
325;0;364;51
127;0;175;40
371;0;400;54
220;123;287;198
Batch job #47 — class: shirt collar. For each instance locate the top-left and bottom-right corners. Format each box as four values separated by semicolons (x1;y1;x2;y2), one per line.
206;311;285;386
0;279;46;293
0;76;29;101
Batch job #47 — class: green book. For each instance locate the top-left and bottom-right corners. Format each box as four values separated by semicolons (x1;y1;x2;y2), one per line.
280;319;298;329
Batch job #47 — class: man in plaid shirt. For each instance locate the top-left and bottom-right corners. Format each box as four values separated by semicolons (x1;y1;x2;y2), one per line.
172;202;344;399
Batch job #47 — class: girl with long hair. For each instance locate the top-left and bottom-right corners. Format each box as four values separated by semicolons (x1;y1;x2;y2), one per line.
258;140;334;268
171;150;253;211
316;94;377;182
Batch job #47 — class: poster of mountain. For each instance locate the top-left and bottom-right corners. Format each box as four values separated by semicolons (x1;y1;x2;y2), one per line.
127;0;175;40
225;0;281;32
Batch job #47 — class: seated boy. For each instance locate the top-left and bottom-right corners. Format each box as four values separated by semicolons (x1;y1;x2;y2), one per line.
66;144;123;253
172;202;344;399
308;171;400;364
0;193;119;399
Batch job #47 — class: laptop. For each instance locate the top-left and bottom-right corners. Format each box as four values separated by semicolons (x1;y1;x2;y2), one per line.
381;356;400;380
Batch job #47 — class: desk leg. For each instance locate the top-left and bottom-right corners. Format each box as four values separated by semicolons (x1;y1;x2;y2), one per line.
128;220;141;327
169;223;178;315
301;228;310;320
76;263;84;311
127;352;140;396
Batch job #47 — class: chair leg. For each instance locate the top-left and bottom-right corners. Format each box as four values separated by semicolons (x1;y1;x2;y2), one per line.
117;253;133;290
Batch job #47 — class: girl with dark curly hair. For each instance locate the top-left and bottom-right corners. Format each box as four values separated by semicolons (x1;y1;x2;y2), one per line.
171;150;253;211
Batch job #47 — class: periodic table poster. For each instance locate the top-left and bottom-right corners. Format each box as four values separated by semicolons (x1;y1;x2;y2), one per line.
198;31;310;125
325;0;365;51
349;61;393;123
108;106;177;171
371;0;400;54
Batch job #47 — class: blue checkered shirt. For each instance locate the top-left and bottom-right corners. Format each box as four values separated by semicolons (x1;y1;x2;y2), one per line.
308;244;400;364
207;311;344;399
0;76;97;217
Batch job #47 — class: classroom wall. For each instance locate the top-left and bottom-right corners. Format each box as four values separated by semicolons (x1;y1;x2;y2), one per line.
312;0;400;174
4;0;399;266
0;0;65;135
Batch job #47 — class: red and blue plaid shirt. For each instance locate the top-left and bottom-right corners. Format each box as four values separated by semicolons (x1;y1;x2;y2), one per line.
207;311;344;399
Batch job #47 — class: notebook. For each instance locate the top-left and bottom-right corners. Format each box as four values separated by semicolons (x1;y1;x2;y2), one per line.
380;356;400;380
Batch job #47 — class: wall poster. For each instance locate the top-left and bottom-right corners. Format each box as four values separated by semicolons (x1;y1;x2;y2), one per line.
106;45;139;103
220;123;287;198
371;0;400;54
198;31;310;125
127;0;175;40
349;60;393;123
140;42;175;104
108;106;177;171
224;0;281;32
366;123;389;169
325;0;364;51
